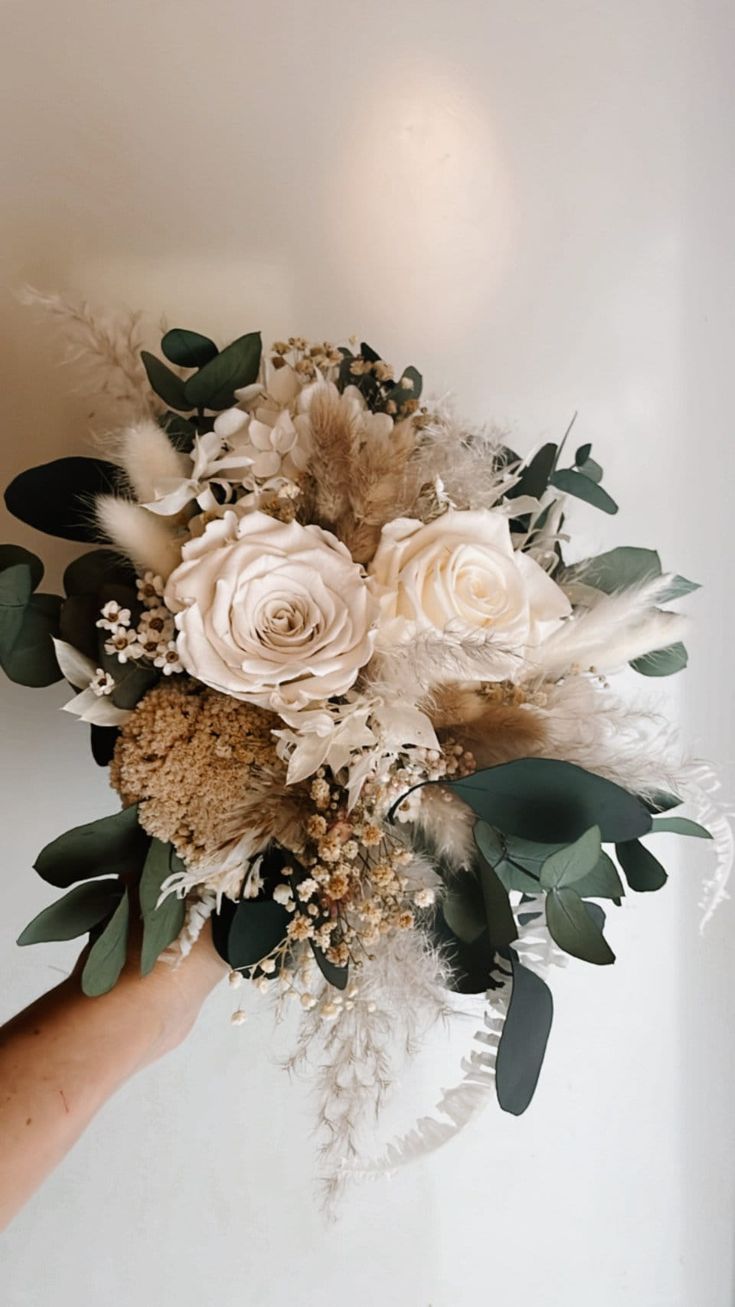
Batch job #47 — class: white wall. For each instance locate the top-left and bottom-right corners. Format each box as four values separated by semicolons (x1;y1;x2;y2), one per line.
2;3;734;1304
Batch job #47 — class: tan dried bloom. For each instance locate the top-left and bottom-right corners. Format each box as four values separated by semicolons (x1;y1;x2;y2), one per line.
110;679;305;870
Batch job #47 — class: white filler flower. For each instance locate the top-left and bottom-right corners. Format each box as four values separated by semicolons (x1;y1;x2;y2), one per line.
368;508;571;678
165;510;377;709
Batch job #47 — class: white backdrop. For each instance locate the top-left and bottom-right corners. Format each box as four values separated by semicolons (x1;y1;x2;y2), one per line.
1;2;734;1304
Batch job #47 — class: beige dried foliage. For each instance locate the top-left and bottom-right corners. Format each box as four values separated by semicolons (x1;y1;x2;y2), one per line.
426;682;548;769
338;418;419;564
110;680;306;874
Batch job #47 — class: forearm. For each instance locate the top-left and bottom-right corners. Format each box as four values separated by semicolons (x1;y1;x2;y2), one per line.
0;935;225;1230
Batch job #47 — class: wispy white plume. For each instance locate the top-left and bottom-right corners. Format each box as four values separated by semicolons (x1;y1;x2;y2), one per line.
96;495;182;578
346;907;566;1180
106;418;190;504
533;577;689;677
18;286;154;421
284;930;452;1213
411;410;517;515
365;628;522;703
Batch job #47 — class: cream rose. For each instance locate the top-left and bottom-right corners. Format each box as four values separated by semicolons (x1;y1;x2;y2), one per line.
165;510;377;709
368;509;571;677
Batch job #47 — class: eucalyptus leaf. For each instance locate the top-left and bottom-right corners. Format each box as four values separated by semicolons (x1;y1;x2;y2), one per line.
310;941;348;991
430;904;496;995
81;890;130;996
495;953;554;1115
508;443;557;502
2;593;63;687
546;887;615;964
90;724;119;767
539;825;602;890
161;328;218;369
442;871;486;944
140;351;190;411
18;880;123;945
571;852;625;899
630;642;688;676
139;839;185;975
650;816;712;839
183;332;262;410
63;549;134;597
34;804;149;888
549;468;618;514
59;593;101;660
478;856;518;949
574;442;592;464
0;544;44;590
4;457;123;542
212;897;290;971
494;859;542;895
575;457;603;483
414;759;652;845
0;563;32;659
473;822;504;867
656;574;700;602
615;839;667;892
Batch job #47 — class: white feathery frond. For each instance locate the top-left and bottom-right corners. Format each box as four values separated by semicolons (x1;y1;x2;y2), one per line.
282;930;452;1213
364;628;522;702
96;495;182;579
538;675;688;801
533;577;689;677
680;764;734;930
411;410;518;514
110;419;190;504
18;286;154;420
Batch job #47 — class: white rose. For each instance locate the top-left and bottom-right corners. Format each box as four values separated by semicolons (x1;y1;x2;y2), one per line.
165;510;377;709
368;508;571;677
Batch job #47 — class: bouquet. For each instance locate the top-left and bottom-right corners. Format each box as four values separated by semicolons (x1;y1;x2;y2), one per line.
2;305;727;1195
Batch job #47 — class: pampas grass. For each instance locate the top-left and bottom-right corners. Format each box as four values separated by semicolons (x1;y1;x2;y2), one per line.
19;287;154;421
533;575;689;677
96;495;182;578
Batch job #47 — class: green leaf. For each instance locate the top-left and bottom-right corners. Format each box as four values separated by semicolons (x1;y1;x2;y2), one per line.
508;442;557;501
59;593;100;661
34;804;149;888
575;457;603;483
0;544;44;590
212;897;290;971
650;816;712;839
573;546;660;593
494;859;542;895
183;332;262;411
442;871;486;944
161;328;218;369
63;549;134;597
2;593;63;686
574;443;592;464
615;839;667;892
549;468;618;514
0;562;33;659
430;904;497;995
630;642;688;676
104;656;159;711
4;457;123;542
310;941;348;991
495;953;554;1115
571;852;625;899
423;759;652;845
140;351;190;411
656;574;700;602
546;887;615;964
473;822;504;866
139;839;186;975
539;825;602;890
81;890;130;996
478;856;518;949
18;880;123;945
645;791;682;813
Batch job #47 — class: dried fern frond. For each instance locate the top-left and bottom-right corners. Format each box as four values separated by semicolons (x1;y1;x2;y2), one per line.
19;286;154;421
